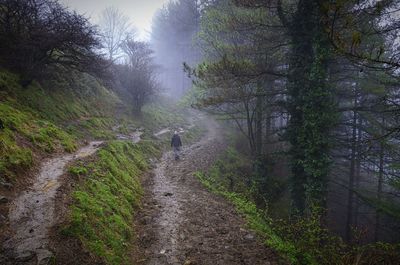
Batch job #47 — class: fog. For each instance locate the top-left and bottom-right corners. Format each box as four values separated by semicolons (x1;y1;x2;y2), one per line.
60;0;199;98
60;0;169;40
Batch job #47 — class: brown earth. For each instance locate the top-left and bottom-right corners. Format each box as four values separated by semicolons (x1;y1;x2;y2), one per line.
132;116;284;265
1;141;103;265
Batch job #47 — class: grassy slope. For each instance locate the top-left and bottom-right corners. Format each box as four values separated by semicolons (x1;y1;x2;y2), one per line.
0;69;140;183
0;68;204;264
63;141;160;265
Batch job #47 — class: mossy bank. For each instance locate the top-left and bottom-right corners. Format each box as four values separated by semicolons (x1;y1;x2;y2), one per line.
57;141;159;265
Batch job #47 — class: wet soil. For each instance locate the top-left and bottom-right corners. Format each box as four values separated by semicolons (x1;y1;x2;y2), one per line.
134;117;283;265
2;141;103;264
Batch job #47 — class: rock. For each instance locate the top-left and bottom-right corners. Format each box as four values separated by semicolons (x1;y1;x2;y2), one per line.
244;233;254;240
163;192;173;197
170;257;181;265
0;195;9;203
0;214;6;222
1;182;13;189
141;216;151;225
184;259;196;265
216;228;228;234
160;249;166;254
36;249;54;265
15;251;35;262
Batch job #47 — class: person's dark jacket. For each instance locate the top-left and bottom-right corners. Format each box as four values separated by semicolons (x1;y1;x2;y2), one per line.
171;134;182;147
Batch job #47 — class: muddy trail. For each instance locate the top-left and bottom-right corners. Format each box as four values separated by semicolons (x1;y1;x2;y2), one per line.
2;141;103;264
134;117;281;265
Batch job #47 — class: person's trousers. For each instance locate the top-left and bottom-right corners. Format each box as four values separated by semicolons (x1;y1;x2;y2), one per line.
173;146;181;159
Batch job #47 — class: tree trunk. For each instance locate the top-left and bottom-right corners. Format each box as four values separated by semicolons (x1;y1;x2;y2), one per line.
354;118;362;229
284;0;334;215
255;83;263;159
375;118;385;242
346;94;358;242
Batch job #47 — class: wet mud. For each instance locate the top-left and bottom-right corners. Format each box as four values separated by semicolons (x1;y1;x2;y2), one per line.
134;117;282;265
3;141;103;264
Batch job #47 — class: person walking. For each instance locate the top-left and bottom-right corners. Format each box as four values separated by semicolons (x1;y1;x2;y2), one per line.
171;131;182;160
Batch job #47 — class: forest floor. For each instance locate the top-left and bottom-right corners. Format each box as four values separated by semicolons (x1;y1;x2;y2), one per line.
132;115;281;265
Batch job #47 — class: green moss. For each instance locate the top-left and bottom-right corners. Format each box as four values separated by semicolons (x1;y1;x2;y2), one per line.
69;165;89;176
78;117;116;140
0;130;33;180
0;69;124;181
141;101;186;131
0;101;77;179
63;141;159;265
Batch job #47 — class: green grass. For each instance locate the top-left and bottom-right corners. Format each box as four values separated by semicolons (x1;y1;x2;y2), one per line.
140;99;205;147
62;141;160;265
195;171;304;265
141;100;186;131
0;101;77;180
0;69;122;181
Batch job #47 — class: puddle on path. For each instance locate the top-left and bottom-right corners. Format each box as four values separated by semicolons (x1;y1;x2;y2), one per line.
6;141;103;260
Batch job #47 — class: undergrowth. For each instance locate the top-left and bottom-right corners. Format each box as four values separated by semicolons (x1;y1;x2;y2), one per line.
196;149;400;265
63;140;160;265
195;171;303;264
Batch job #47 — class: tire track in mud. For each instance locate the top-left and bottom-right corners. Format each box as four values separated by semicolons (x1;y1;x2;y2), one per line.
3;141;103;264
135;116;282;265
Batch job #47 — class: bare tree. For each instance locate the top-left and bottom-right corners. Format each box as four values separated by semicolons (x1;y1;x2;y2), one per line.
0;0;106;86
98;6;131;61
112;37;158;113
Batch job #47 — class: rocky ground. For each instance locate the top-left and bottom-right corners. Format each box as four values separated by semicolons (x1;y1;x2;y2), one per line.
133;116;282;265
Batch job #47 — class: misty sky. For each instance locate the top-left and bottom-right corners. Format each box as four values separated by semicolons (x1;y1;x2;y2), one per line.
60;0;170;40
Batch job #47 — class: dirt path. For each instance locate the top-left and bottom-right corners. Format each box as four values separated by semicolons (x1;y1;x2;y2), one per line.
4;141;103;264
134;116;281;265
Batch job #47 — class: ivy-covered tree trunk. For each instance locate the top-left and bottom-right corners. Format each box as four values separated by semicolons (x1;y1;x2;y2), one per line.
285;0;335;215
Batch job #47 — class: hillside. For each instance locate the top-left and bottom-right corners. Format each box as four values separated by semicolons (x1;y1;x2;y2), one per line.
0;69;202;264
2;0;400;264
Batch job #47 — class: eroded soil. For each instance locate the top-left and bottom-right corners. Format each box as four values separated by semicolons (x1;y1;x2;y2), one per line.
2;141;103;264
134;117;282;265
